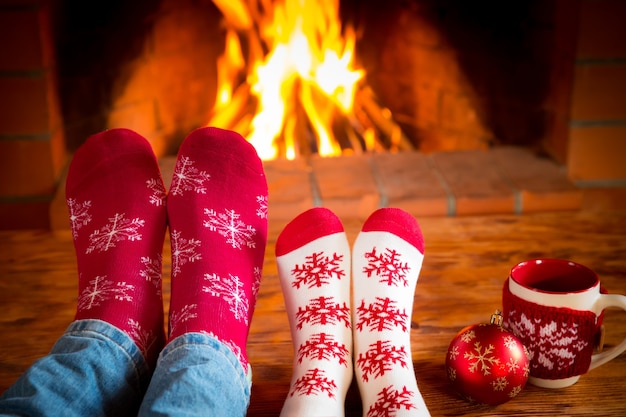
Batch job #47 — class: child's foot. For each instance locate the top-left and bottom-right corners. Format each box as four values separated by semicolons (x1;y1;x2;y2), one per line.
276;208;353;417
352;208;430;417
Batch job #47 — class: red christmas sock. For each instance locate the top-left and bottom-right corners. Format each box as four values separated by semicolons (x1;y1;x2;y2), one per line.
66;128;167;368
352;208;430;417
276;208;352;417
166;127;268;374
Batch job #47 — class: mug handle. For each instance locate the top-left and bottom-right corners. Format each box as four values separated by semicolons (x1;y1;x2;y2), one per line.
589;294;626;370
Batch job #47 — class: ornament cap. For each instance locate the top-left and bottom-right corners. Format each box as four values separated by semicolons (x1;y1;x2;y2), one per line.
490;309;503;326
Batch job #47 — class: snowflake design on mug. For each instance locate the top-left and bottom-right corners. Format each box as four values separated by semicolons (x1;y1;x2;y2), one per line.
507;310;589;374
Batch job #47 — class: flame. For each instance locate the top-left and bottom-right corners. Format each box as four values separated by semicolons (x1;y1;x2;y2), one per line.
214;30;245;110
210;0;364;160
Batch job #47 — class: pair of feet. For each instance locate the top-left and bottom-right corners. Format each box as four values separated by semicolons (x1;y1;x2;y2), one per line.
276;208;430;416
66;127;268;372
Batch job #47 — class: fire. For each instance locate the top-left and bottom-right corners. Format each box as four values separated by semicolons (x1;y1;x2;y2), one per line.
209;0;365;160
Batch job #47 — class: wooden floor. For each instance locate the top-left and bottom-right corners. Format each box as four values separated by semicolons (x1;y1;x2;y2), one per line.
1;209;626;416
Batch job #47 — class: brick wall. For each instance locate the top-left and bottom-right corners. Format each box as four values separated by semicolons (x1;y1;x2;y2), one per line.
0;0;66;229
567;0;626;184
104;0;222;156
65;0;569;157
357;1;576;154
3;0;626;229
361;5;494;153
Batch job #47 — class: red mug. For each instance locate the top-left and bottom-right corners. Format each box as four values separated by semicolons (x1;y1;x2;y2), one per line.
502;259;626;388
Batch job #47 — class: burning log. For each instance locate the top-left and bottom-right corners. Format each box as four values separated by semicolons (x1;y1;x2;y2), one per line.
206;83;253;131
207;0;415;159
206;82;415;157
207;80;415;157
356;85;414;152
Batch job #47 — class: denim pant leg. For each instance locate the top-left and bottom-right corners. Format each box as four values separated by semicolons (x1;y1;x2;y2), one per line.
138;333;251;417
0;319;151;417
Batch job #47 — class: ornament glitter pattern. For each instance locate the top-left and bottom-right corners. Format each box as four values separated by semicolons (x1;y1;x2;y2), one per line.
446;317;530;405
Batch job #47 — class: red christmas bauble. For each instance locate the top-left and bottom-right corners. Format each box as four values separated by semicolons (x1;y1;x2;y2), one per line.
445;321;529;405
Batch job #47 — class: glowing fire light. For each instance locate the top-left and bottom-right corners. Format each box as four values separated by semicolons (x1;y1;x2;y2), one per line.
210;0;365;160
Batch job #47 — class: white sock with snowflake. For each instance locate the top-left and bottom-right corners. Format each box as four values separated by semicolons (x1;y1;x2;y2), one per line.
166;127;268;375
66;128;167;368
352;208;430;417
276;208;353;417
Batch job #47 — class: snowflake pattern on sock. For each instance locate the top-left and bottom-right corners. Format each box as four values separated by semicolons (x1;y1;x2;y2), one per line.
203;272;250;325
170;229;202;277
356;297;409;332
169;303;198;336
146;178;166;206
203;208;257;249
86;213;145;254
77;275;135;310
357;340;408;382
290;368;338;398
297;332;350;365
140;255;163;296
291;251;345;289
363;247;411;287
296;296;350;329
252;266;262;299
285;251;350;401
367;385;416;417
67;198;92;238
256;195;268;219
127;318;156;359
169;156;211;196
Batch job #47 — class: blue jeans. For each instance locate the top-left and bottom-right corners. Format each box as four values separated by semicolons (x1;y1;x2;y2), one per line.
0;320;251;417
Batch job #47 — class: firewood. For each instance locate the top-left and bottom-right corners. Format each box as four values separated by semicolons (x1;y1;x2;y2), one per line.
357;85;414;151
206;83;251;131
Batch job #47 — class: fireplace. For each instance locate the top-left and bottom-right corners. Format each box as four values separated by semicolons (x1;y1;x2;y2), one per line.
1;0;625;229
54;0;570;157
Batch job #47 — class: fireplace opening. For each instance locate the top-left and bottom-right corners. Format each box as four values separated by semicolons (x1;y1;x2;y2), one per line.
5;0;626;230
52;0;568;160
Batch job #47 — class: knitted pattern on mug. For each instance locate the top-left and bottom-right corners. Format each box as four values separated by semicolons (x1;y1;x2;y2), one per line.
502;283;598;380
